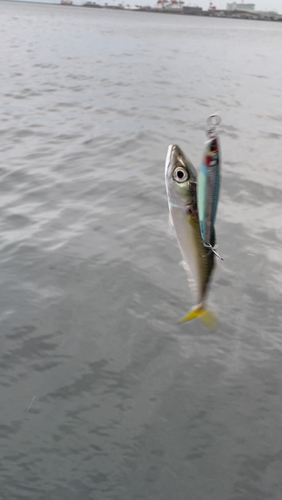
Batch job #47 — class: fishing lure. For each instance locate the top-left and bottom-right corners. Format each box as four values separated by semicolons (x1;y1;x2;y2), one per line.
197;114;223;260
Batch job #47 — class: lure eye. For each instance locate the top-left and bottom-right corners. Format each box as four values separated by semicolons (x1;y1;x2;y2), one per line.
173;166;189;183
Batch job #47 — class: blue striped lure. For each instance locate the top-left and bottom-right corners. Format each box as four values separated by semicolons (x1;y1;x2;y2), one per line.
197;114;223;260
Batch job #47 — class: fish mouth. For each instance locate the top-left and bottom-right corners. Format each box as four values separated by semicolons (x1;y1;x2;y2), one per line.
170;145;184;164
165;144;174;174
165;145;184;174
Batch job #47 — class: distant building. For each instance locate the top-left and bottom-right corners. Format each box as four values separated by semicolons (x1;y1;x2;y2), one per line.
226;2;255;11
182;6;203;15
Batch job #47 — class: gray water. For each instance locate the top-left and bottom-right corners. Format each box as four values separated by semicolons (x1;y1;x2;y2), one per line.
1;2;282;498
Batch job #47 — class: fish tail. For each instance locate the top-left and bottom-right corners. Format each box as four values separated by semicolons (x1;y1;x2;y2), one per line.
179;305;217;329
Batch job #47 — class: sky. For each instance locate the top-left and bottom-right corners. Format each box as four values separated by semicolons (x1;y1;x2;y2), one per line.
11;0;282;13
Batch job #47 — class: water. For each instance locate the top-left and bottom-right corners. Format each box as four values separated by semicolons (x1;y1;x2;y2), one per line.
1;2;282;498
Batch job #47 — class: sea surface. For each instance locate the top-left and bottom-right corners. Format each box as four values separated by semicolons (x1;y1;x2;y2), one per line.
1;2;282;498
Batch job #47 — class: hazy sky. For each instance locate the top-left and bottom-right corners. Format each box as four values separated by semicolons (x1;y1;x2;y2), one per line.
13;0;282;13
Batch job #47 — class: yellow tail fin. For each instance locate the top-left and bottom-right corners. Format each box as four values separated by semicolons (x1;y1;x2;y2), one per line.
179;306;217;329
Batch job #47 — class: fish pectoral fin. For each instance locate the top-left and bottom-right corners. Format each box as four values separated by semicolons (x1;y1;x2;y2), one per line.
178;306;217;329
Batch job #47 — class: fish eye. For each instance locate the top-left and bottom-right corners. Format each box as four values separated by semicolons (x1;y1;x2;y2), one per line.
173;166;189;183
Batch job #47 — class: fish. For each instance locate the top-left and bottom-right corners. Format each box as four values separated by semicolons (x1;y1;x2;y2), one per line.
165;144;217;328
197;115;223;260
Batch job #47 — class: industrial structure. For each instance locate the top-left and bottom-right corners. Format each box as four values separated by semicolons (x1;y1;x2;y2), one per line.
156;0;184;9
226;2;255;11
182;5;202;14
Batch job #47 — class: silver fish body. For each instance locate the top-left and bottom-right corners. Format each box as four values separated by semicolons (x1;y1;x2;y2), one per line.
165;144;216;326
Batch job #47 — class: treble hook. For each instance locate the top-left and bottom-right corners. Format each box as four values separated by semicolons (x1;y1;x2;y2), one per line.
202;242;224;261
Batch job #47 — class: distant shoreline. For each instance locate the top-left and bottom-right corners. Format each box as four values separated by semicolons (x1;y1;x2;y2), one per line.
3;0;282;22
76;3;282;22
